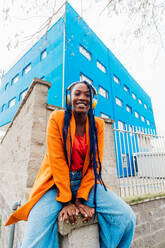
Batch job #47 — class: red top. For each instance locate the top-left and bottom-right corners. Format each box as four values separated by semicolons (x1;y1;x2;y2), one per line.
71;133;88;171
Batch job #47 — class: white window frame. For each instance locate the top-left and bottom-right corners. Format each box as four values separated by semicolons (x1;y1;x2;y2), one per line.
113;75;120;85
98;86;108;99
79;45;91;61
23;64;31;75
9;98;16;108
5;83;9;91
41;49;47;60
138;99;142;104
1;104;7;112
97;60;106;73
144;104;147;109
132;93;137;100
80;73;93;85
141;116;145;122
147;120;150;125
116;97;123;107
124;85;129;93
135;111;139;118
12;75;19;84
126;105;132;113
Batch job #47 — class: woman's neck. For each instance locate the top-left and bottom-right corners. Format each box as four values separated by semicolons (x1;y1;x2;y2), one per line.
73;112;87;125
73;112;87;137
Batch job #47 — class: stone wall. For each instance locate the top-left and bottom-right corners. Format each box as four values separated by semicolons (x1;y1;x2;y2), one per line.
131;197;165;248
0;78;165;248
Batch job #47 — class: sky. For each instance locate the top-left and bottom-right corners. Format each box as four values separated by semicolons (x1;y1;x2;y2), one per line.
0;0;165;132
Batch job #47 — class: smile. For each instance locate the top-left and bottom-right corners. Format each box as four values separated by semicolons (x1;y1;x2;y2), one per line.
76;102;88;106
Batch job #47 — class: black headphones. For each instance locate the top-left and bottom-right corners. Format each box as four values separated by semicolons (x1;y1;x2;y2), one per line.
66;81;98;109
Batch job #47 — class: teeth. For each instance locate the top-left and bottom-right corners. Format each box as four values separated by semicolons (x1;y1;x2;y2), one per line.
77;102;86;106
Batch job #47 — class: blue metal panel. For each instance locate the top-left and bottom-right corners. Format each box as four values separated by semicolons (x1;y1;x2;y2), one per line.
0;17;64;126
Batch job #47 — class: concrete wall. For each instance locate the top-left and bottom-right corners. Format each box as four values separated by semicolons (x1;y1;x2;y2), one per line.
0;78;165;248
131;198;165;248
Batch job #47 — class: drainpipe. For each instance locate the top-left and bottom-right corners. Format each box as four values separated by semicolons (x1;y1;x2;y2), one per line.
8;201;21;248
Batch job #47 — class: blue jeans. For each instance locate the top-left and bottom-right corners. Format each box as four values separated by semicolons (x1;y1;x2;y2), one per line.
20;171;136;248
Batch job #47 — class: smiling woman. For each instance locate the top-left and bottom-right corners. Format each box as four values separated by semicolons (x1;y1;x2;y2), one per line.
5;81;136;248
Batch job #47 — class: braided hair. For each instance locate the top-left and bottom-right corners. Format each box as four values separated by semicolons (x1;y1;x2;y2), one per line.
63;81;106;214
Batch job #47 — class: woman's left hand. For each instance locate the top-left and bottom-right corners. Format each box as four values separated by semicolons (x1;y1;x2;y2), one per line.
75;199;94;223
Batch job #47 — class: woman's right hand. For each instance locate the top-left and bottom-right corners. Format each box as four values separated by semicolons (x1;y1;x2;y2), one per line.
59;203;79;225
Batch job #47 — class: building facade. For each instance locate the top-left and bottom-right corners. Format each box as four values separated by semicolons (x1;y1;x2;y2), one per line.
0;3;156;132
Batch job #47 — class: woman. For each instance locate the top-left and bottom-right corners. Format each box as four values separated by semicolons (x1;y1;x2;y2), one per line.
6;81;136;247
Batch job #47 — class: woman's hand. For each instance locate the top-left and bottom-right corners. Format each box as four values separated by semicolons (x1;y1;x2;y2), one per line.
75;199;95;223
59;203;79;225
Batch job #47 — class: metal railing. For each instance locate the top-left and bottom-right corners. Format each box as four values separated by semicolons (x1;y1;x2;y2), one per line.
113;124;165;197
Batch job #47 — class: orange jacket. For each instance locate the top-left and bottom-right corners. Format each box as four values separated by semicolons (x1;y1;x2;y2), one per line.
5;110;104;226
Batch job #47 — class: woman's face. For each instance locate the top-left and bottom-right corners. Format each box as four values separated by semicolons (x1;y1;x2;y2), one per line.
71;83;91;114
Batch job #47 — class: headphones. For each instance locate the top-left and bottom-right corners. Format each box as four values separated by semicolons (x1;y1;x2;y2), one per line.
66;81;97;109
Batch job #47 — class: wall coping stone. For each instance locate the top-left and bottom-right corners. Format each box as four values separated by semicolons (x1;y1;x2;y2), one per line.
0;78;51;144
58;214;98;236
124;192;165;205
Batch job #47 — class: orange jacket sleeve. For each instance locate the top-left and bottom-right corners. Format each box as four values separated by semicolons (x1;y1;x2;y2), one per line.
46;111;72;202
76;118;104;200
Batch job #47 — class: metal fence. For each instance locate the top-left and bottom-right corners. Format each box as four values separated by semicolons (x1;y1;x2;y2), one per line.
113;124;165;198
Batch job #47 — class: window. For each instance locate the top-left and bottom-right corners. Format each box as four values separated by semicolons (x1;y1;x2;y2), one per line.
20;88;28;101
144;104;147;109
41;49;47;60
113;75;120;85
124;85;129;93
141;116;145;122
12;75;19;84
80;73;92;85
135;111;139;118
23;63;31;75
9;98;16;108
5;83;9;91
116;97;123;107
138;99;142;104
118;121;125;130
98;86;108;99
126;105;132;113
97;61;106;73
100;113;109;119
132;93;136;100
147;120;150;125
1;104;7;112
79;45;91;61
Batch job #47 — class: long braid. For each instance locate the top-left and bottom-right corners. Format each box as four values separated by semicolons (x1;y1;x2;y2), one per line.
87;83;106;217
63;90;72;166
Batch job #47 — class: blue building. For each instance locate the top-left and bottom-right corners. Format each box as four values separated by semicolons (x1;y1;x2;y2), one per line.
0;3;156;177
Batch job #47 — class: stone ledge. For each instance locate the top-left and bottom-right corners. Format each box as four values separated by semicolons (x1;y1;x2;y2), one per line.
58;214;98;236
124;192;165;205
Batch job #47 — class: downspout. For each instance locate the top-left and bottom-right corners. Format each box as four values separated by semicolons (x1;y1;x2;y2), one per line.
62;1;67;109
8;201;21;248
